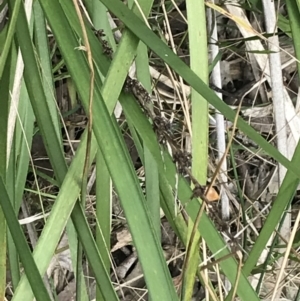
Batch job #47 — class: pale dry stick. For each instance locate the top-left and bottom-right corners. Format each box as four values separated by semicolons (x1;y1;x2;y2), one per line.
223;1;300;145
170;0;188;23
199;250;238;273
262;0;287;181
202;237;209;301
231;136;279;166
224;124;292;201
262;1;289;296
271;208;300;301
137;291;148;301
19;212;51;225
232;131;280;170
87;166;96;194
7;0;33;165
208;1;300;66
198;269;220;301
208;1;230;232
206;170;268;240
215;265;224;301
296;86;300;113
208;4;231;293
198;249;242;301
278;267;300;294
164;64;192;135
230;252;242;301
161;0;176;53
77;0;93;26
268;230;300;262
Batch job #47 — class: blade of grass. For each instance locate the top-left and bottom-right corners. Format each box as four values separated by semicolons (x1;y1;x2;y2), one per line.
95;151;111;301
0;50;10;301
91;5;114;300
135;25;161;244
181;0;209;299
0;0;21;79
187;0;209;185
0;177;52;301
